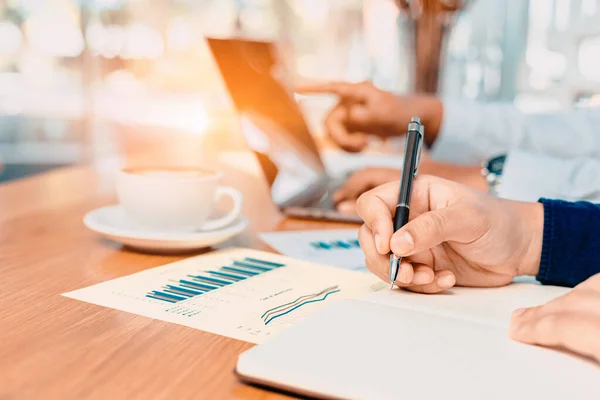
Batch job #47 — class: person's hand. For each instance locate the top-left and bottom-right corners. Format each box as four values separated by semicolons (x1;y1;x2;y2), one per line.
296;81;443;152
356;175;544;293
334;161;487;215
334;168;401;214
510;274;600;363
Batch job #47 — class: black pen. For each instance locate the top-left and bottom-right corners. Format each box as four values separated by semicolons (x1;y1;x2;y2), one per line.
390;117;424;288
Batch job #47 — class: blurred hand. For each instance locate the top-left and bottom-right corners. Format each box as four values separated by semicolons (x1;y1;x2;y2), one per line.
335;162;487;215
510;274;600;363
296;81;442;152
356;175;544;293
334;168;401;214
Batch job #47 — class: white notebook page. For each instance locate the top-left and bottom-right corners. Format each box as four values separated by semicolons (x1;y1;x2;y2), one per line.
238;285;600;400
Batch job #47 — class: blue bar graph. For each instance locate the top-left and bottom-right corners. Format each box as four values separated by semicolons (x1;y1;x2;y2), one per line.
146;257;286;303
309;239;361;251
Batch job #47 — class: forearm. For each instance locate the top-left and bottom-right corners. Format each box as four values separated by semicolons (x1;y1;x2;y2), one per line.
430;100;522;164
498;152;600;202
430;100;600;164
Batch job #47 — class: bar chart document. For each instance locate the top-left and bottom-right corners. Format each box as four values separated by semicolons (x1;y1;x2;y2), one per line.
63;248;385;343
260;229;366;272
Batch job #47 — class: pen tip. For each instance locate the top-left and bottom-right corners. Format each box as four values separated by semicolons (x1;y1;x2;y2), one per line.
390;282;395;289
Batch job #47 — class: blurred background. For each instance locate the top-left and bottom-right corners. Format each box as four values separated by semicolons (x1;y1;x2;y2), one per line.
1;0;599;182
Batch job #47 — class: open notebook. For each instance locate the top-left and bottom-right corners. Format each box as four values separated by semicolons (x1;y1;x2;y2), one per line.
237;282;600;400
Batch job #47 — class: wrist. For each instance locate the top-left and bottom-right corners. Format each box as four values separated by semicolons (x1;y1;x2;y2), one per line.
416;95;443;147
515;202;544;277
481;154;507;196
391;95;443;142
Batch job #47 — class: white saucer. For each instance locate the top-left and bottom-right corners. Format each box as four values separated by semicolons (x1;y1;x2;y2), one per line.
84;205;248;253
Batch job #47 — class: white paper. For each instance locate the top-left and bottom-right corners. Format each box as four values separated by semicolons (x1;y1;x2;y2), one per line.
260;229;367;272
238;299;600;400
361;281;570;328
63;248;385;344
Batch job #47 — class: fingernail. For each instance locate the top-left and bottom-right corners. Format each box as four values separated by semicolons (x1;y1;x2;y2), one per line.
412;271;431;285
512;308;526;318
374;234;382;253
437;274;455;288
393;232;414;255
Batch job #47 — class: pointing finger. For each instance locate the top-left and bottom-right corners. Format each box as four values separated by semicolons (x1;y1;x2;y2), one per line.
359;223;390;281
356;181;401;254
324;104;368;152
295;81;365;101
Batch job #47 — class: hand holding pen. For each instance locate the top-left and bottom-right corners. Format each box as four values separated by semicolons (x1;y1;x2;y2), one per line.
389;117;424;288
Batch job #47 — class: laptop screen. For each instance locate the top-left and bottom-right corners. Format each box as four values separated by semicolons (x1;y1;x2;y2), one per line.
207;37;329;208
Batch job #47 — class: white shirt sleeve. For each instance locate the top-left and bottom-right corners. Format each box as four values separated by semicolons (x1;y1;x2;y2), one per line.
430;100;600;165
497;151;600;202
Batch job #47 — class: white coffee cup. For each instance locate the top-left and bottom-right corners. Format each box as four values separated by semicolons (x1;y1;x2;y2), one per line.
116;167;243;232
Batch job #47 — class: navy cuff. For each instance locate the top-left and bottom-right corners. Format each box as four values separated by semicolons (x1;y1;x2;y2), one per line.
536;198;600;287
536;198;554;284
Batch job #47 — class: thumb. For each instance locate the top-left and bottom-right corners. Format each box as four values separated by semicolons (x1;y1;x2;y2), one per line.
389;204;486;257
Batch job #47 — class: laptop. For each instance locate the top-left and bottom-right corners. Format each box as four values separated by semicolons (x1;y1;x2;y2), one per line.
206;37;361;223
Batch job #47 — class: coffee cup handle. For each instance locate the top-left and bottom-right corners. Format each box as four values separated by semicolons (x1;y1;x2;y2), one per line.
200;187;243;231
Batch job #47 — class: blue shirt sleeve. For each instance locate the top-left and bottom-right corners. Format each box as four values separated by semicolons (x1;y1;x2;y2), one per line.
537;198;600;287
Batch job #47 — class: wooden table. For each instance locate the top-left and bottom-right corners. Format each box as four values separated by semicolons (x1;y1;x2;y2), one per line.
0;125;357;399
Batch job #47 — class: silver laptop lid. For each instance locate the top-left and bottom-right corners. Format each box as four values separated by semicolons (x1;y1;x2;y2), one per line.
206;37;330;209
